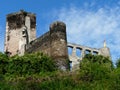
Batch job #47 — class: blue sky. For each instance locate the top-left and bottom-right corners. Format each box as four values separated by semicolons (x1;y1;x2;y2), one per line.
0;0;120;63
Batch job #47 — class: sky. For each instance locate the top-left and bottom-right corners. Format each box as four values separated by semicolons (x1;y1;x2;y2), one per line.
0;0;120;64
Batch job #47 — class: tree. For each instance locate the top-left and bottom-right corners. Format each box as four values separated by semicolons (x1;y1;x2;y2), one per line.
0;52;9;74
116;58;120;68
7;52;57;76
79;54;113;82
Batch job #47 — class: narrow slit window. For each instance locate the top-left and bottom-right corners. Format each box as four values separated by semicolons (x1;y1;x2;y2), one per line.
69;61;72;71
7;35;10;41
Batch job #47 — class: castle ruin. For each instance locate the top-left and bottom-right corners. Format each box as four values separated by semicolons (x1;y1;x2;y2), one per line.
4;10;111;71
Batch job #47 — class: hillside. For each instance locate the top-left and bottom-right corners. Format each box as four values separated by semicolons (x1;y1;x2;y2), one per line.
0;52;120;90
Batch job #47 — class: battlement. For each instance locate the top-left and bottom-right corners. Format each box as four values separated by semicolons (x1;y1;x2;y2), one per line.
50;21;66;31
7;10;35;17
7;10;36;29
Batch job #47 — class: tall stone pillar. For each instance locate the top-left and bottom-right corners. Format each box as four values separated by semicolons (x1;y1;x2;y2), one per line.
72;47;76;57
50;21;69;70
81;49;85;58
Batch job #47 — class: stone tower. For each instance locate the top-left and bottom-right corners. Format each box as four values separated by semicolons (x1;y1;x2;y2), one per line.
99;40;111;58
50;21;69;70
4;10;36;56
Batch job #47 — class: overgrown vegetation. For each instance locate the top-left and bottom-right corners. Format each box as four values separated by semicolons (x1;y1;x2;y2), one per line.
0;52;120;90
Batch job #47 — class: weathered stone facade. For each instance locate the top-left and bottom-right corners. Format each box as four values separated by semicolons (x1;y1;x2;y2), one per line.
4;10;36;56
26;21;69;70
67;42;111;70
4;10;111;71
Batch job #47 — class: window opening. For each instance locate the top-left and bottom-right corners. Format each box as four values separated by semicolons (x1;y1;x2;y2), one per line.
68;46;73;55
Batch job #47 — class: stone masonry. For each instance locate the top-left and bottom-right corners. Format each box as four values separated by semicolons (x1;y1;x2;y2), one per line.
4;10;36;56
26;21;69;70
4;10;111;71
67;42;111;70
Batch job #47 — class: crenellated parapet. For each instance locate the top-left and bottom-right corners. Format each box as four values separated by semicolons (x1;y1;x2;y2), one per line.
7;10;36;29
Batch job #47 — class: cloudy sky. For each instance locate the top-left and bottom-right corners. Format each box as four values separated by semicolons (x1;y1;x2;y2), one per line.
0;0;120;63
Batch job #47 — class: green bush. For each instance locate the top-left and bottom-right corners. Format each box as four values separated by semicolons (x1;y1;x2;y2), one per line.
116;58;120;68
1;52;120;90
0;52;9;75
6;52;57;76
79;54;113;82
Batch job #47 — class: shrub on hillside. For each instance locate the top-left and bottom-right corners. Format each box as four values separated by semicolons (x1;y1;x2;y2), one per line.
0;52;9;75
79;54;113;82
7;52;57;76
0;52;57;76
116;58;120;68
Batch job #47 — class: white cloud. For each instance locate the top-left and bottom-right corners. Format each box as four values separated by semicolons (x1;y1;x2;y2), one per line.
54;6;120;63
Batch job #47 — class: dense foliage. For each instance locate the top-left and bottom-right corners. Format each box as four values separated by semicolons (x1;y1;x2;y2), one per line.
0;52;120;90
0;52;57;76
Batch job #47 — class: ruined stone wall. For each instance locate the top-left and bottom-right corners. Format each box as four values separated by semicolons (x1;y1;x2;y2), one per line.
26;21;69;70
4;22;22;56
26;31;51;56
67;42;111;70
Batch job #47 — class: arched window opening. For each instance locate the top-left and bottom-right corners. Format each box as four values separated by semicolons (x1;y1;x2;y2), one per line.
93;51;98;55
68;46;73;55
85;49;91;54
76;47;82;57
